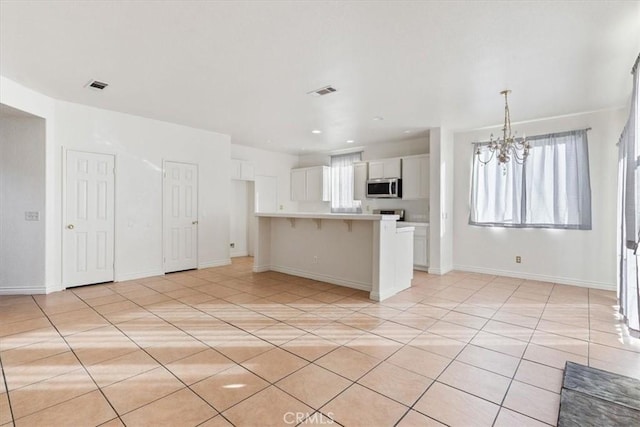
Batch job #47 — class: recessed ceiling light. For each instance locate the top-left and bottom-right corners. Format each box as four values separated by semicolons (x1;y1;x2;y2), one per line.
373;116;384;121
403;130;412;134
311;129;322;134
346;140;355;144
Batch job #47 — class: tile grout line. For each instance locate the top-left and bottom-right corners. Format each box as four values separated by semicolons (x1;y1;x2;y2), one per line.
22;294;123;425
75;272;352;422
69;284;240;420
2;265;629;426
405;275;525;427
491;281;556;427
0;345;16;426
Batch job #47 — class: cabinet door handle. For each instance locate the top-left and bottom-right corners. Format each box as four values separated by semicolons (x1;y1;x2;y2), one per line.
67;224;75;230
192;221;198;225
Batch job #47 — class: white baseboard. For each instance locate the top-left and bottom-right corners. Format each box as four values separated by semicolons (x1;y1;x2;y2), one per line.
268;265;371;292
116;269;164;282
427;266;453;275
253;265;270;273
230;251;248;258
199;259;231;269
452;264;616;291
0;286;47;295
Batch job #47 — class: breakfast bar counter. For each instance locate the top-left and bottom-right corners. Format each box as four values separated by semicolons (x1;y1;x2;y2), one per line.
254;212;414;301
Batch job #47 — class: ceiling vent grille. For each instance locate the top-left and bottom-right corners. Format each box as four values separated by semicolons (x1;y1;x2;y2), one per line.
86;80;109;90
307;85;337;96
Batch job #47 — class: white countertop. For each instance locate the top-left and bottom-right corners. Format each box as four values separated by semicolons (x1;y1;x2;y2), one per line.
399;221;429;227
396;226;415;233
256;212;400;221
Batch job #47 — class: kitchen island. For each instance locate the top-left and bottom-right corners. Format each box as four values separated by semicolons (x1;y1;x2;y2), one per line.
254;212;414;301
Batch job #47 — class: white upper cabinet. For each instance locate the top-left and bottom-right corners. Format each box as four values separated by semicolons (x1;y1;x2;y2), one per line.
290;168;307;201
402;154;429;199
231;159;255;181
353;162;368;200
368;157;401;179
290;166;330;202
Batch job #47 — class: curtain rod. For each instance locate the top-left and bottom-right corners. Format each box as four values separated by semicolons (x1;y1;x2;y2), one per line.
471;127;591;145
632;52;640;75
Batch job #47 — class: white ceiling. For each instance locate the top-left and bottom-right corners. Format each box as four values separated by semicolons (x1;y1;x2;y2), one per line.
1;1;638;154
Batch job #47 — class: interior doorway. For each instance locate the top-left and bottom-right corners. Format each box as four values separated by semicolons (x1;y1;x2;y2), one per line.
230;175;277;258
230;180;254;257
0;104;46;293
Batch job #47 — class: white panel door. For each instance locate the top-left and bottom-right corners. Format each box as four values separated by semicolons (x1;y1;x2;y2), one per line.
63;150;115;287
255;175;278;212
164;161;198;273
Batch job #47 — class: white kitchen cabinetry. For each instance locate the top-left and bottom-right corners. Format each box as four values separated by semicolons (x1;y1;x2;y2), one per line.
353;162;368;200
290;166;330;202
412;224;429;270
402;154;429;199
231;159;255;181
368;157;401;179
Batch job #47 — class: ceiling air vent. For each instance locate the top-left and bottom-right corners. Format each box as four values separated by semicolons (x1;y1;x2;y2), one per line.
307;85;337;96
86;80;109;90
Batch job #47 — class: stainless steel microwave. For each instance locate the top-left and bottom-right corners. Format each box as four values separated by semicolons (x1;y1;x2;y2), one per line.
366;178;402;198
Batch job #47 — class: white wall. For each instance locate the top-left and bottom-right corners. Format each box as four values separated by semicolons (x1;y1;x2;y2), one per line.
297;137;430;217
452;108;625;289
231;144;299;212
429;127;454;275
0;114;46;293
230;144;299;258
297;136;429;168
55;100;232;283
0;77;56;293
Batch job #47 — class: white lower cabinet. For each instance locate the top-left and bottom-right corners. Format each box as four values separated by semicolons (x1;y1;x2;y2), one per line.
413;225;429;269
399;223;428;270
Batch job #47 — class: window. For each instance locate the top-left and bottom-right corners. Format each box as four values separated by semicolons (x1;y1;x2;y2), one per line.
469;129;592;229
330;152;362;213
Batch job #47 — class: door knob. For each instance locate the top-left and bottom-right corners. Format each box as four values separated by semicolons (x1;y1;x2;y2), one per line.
67;224;75;230
192;221;198;225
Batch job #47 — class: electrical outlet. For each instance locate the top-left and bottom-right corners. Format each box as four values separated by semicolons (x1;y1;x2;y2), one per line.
230;243;235;248
516;256;522;264
312;256;318;264
24;211;40;221
366;205;371;212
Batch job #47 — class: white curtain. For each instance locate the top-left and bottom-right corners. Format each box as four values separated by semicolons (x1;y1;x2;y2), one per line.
617;54;640;335
331;152;362;213
470;130;591;229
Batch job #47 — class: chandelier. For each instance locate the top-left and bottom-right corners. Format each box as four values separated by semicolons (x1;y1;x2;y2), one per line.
476;90;530;165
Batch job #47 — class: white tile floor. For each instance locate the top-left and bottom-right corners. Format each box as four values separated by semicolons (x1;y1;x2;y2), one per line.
1;257;639;426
